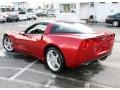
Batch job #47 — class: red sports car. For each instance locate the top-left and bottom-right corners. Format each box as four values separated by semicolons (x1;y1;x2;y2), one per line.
2;21;115;72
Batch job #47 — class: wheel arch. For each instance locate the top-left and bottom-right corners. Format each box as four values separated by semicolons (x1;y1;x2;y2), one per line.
3;34;9;42
44;44;66;64
3;34;9;37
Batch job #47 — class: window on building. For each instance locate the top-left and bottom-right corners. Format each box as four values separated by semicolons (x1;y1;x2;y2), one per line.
70;4;76;13
99;2;106;4
60;4;76;13
1;8;6;12
90;2;94;7
112;2;119;4
18;8;22;11
6;8;14;12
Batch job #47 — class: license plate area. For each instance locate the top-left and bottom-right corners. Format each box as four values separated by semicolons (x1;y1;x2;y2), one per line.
96;43;110;54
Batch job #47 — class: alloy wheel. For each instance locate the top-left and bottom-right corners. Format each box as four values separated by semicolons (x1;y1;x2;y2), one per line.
3;36;13;52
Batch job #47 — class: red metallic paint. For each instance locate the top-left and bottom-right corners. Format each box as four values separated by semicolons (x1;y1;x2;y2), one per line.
4;22;115;68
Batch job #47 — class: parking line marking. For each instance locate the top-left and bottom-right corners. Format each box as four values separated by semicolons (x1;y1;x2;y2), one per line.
9;60;38;80
0;67;22;70
27;68;111;88
0;76;42;87
44;79;53;87
0;49;6;57
43;75;56;87
84;82;90;88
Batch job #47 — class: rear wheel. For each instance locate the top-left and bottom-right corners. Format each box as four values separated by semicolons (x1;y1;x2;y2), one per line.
6;18;10;22
27;18;30;20
15;19;19;22
112;21;119;27
3;36;14;52
45;47;65;73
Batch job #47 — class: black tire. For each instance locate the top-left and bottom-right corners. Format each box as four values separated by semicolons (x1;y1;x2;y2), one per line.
3;36;14;52
45;47;65;73
6;18;10;22
2;21;5;23
15;19;19;22
112;20;119;27
99;56;108;61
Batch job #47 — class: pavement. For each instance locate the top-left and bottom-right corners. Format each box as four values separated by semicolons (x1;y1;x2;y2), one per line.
0;17;120;88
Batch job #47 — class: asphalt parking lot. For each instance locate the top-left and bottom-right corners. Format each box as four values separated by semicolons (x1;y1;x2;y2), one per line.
0;17;120;88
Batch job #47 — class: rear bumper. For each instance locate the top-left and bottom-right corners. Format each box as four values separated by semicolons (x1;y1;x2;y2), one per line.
27;16;36;19
80;51;111;64
19;16;27;20
73;40;114;68
0;18;6;22
7;17;19;21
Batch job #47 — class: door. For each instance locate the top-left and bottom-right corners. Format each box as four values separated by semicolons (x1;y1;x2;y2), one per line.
15;23;48;57
80;3;89;19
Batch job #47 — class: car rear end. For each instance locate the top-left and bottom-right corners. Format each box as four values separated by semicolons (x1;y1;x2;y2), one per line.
27;13;37;20
76;33;115;66
6;12;19;22
0;14;6;23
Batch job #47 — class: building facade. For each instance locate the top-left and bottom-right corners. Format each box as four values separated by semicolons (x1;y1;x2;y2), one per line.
12;2;29;11
0;5;14;12
56;2;120;22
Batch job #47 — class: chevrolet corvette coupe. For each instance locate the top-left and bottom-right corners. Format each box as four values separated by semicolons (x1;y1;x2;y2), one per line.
2;21;115;72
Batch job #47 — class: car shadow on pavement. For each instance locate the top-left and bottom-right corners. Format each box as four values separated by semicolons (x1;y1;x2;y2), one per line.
54;62;104;87
2;50;105;87
40;60;104;87
4;50;104;80
4;51;37;63
60;61;103;79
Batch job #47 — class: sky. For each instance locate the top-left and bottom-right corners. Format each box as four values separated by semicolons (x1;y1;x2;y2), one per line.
0;0;120;5
0;0;120;3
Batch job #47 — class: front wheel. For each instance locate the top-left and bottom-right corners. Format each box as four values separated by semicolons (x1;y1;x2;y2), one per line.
15;19;19;22
112;21;119;27
45;47;65;73
3;36;14;52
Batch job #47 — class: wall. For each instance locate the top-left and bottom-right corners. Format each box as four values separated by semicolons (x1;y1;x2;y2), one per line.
90;2;120;22
55;2;80;22
56;2;120;23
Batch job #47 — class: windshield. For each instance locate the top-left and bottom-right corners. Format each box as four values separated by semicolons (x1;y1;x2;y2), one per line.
51;23;94;34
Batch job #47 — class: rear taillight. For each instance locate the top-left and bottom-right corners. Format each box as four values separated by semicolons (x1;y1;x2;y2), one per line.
80;40;88;48
110;34;115;40
81;39;95;49
88;39;95;46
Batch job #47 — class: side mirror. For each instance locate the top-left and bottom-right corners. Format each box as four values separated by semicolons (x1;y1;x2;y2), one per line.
19;31;26;36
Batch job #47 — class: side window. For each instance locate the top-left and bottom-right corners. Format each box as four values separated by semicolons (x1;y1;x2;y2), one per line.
50;25;60;33
115;13;120;17
118;14;120;17
26;24;47;34
50;24;75;33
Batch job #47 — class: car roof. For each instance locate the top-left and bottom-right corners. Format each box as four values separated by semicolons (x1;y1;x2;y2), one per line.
36;21;92;30
36;21;75;26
